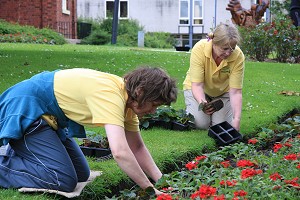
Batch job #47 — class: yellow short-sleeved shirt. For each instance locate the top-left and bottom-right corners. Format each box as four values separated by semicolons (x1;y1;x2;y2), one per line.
183;39;245;97
53;68;139;132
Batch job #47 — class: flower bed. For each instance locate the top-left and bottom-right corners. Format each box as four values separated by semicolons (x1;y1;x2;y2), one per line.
108;110;300;199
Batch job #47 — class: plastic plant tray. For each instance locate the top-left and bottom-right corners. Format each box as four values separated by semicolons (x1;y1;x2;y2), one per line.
208;121;242;146
80;146;112;158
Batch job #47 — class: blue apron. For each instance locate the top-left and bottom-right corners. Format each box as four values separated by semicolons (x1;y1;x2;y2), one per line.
0;70;86;146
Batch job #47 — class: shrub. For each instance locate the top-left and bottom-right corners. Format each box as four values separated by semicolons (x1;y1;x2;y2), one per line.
80;29;111;45
239;24;273;62
144;32;176;49
239;0;300;63
78;18;176;48
0;19;66;45
80;18;144;46
268;16;299;62
98;18;114;33
117;19;143;35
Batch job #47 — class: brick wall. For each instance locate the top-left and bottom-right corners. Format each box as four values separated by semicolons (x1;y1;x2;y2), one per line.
0;0;77;39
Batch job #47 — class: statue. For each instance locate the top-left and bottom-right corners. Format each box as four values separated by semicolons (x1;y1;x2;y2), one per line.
226;0;270;27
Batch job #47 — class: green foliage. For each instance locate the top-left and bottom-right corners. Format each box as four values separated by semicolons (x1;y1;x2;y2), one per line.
114;114;300;199
78;18;175;48
239;0;300;63
80;130;110;148
0;19;66;45
139;106;195;129
98;18;114;33
240;20;299;62
144;32;176;48
0;44;299;199
80;18;144;46
107;186;156;200
117;33;138;47
80;29;111;45
270;0;291;17
239;24;273;61
117;19;143;36
268;17;300;62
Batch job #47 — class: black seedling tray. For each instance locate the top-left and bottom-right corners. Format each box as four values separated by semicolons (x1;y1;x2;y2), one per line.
208;121;242;146
80;146;112;158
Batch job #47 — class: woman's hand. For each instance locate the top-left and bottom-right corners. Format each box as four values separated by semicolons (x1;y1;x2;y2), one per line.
201;99;224;115
202;102;216;115
232;117;241;131
154;187;163;196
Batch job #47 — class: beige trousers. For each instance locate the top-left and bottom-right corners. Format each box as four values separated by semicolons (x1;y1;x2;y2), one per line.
184;90;233;130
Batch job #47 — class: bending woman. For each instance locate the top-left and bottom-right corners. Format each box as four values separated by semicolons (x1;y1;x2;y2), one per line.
0;67;177;195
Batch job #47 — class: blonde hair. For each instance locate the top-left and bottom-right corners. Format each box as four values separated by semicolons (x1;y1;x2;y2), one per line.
207;23;241;46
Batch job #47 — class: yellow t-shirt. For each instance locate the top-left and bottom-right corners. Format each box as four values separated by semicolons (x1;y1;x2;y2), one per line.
183;39;245;97
53;68;139;132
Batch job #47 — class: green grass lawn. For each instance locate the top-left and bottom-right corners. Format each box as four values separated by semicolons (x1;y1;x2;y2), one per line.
0;43;299;199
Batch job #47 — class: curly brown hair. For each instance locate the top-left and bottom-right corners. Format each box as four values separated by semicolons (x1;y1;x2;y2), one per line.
124;66;177;107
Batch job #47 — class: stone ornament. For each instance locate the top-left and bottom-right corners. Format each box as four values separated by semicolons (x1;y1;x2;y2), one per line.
226;0;270;27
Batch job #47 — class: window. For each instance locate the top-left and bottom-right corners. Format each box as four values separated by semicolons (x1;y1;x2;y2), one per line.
193;0;203;24
179;0;189;24
106;0;128;19
179;0;203;25
62;0;70;15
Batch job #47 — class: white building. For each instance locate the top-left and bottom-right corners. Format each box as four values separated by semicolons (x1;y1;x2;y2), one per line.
77;0;267;45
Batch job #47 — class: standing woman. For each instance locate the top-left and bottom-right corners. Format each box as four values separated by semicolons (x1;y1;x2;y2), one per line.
183;23;245;131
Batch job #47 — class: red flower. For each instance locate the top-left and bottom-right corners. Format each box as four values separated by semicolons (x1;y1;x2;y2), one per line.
220;160;230;168
237;160;256;168
273;143;283;152
162;187;174;191
234;190;248;197
241;168;262;179
190;185;217;199
284;142;292;147
284;154;298;161
269;172;282;181
214;194;225;200
220;179;237;187
287;138;294;143
284;177;300;188
271;21;276;27
263;26;269;31
156;193;173;200
195;155;207;161
185;161;199;170
296;163;300;169
272;185;282;190
248;138;258;144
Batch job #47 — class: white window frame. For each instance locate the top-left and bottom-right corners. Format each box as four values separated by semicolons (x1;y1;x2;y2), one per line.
179;0;203;25
62;0;70;15
105;0;129;19
193;0;203;25
179;0;189;25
